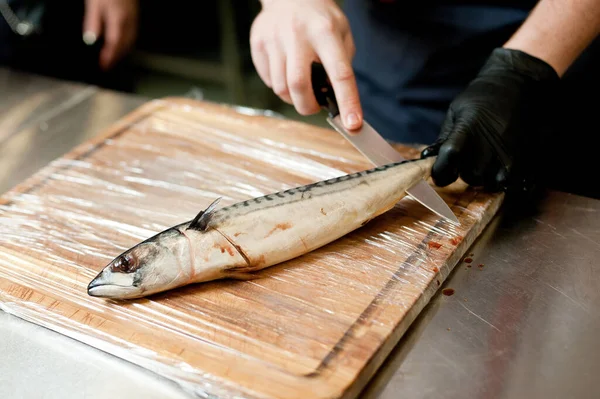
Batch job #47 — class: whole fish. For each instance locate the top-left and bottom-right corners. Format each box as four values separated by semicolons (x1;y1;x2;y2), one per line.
87;156;437;299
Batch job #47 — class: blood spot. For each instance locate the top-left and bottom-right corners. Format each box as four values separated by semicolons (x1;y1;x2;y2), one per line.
265;222;292;237
464;257;473;263
214;242;235;256
428;241;442;249
432;267;439;273
450;236;463;246
442;288;455;296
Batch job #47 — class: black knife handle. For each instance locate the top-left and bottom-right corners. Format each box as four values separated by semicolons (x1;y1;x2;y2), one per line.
311;62;340;118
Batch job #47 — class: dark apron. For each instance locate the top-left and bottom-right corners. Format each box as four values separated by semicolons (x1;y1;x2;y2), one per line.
344;0;600;198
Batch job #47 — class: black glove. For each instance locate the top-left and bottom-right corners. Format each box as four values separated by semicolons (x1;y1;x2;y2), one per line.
421;48;560;194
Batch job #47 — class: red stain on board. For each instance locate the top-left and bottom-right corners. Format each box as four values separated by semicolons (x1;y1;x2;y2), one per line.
432;267;439;273
450;236;463;246
478;263;485;269
428;241;442;249
442;288;455;296
464;257;473;264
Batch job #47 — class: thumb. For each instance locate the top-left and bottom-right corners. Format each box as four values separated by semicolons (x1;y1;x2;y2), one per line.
431;111;469;187
83;0;102;45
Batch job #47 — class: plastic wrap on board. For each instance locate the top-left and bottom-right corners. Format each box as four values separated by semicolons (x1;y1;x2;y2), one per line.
0;99;501;399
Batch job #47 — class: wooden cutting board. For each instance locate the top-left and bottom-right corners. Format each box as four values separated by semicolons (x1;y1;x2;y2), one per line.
0;98;502;399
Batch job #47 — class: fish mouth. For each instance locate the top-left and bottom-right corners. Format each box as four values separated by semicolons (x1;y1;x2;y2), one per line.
87;284;141;299
87;270;141;299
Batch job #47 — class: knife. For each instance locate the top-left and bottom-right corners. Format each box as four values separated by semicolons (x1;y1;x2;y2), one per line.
310;62;460;226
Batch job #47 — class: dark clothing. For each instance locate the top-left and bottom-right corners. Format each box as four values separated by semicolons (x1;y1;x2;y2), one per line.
344;0;600;198
345;0;534;144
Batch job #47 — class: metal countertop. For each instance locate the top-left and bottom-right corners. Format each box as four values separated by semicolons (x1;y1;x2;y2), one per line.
1;67;598;399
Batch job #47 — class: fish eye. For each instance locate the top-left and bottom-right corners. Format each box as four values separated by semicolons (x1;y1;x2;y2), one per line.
110;253;137;273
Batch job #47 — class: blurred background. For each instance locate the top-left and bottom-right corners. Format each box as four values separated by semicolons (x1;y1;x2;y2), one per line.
132;1;272;107
0;0;327;127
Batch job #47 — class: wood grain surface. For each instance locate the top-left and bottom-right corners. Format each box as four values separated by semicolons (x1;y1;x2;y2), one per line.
0;98;503;399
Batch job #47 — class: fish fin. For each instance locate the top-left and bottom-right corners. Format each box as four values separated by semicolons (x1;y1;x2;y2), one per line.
226;271;260;281
187;197;221;231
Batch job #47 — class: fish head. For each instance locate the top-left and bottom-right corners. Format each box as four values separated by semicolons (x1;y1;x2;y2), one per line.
87;228;191;299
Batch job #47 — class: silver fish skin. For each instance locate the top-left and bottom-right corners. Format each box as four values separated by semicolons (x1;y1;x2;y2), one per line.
87;157;437;299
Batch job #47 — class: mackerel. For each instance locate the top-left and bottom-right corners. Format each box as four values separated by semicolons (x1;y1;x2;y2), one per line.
87;156;438;299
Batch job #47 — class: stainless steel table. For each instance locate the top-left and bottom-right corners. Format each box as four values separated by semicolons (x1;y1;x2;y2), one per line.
1;68;598;399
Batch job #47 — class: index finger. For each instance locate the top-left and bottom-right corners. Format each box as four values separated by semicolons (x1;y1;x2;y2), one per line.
313;36;362;130
83;0;102;44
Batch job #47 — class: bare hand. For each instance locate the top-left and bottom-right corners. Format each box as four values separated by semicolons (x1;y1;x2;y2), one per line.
83;0;139;70
250;0;363;130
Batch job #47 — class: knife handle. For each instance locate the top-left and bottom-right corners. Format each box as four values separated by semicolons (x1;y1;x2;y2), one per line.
311;62;340;118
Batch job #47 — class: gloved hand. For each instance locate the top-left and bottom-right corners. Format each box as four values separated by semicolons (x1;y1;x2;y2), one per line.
421;48;560;194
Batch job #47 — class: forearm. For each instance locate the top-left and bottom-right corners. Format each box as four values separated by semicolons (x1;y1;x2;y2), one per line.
503;0;600;76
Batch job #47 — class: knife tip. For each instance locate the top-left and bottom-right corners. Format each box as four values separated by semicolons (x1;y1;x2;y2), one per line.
447;217;461;227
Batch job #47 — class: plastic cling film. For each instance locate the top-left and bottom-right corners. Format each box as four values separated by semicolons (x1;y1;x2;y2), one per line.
0;99;499;399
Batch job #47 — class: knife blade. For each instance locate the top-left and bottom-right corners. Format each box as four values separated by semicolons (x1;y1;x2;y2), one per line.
310;62;460;226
